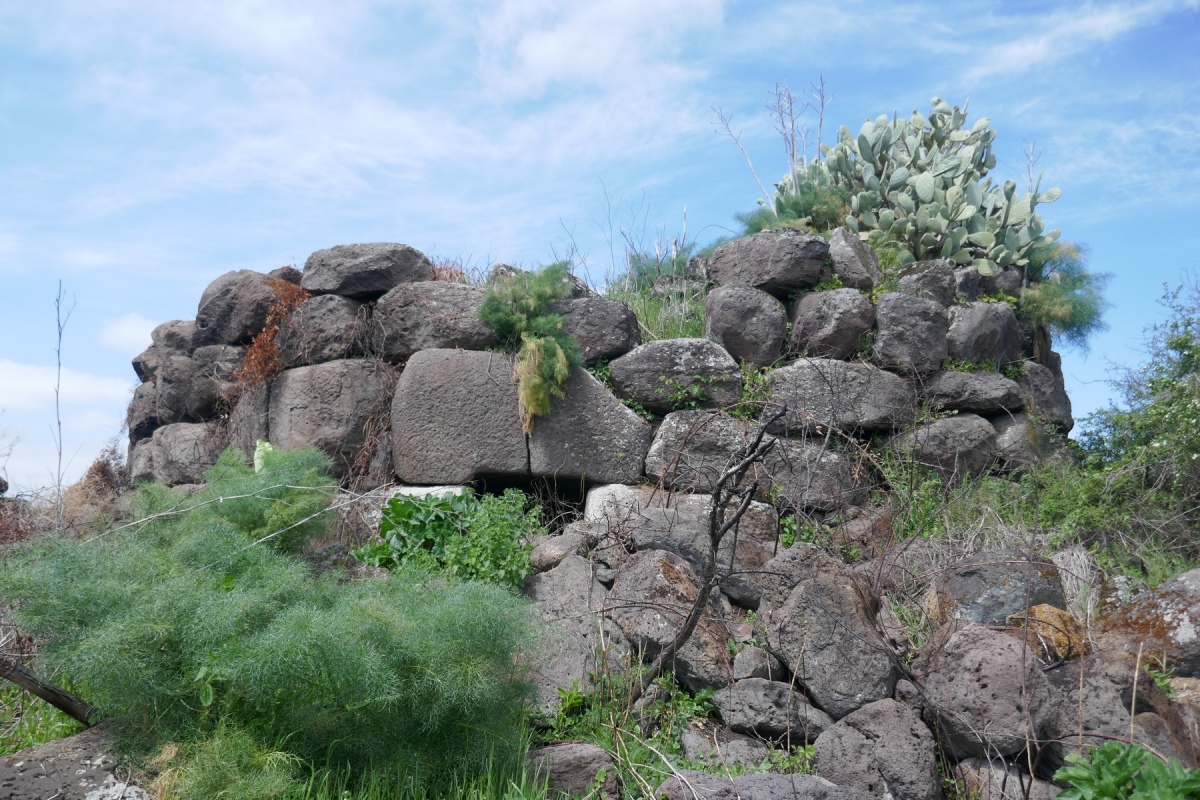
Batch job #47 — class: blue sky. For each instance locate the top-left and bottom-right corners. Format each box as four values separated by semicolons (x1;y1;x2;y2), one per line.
1;0;1199;493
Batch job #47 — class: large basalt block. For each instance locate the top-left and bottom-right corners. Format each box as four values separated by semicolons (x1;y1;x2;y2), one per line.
193;270;279;348
948;302;1022;367
872;293;948;375
923;370;1023;414
278;294;366;368
269;359;395;478
898;260;956;307
528;367;651;484
1019;361;1074;434
888;413;997;482
766;358;915;434
706;229;829;298
391;349;528;484
552;297;641;364
813;699;940;800
765;562;898;719
705;285;787;367
147;422;224;485
301;242;433;300
1096;567;1200;679
789;289;875;360
373;282;497;362
911;621;1054;760
608;549;733;692
828;227;883;291
608;338;742;414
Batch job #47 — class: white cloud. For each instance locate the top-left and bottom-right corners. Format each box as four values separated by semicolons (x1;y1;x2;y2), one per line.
965;1;1199;81
99;313;159;355
0;359;133;413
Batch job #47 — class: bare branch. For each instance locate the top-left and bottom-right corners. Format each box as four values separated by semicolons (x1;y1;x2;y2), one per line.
712;105;776;214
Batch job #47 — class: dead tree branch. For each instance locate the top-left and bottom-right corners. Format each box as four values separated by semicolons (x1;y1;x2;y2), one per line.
0;655;94;727
629;406;786;704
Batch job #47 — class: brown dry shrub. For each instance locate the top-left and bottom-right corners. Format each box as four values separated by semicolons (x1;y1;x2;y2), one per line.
59;442;126;536
225;277;312;402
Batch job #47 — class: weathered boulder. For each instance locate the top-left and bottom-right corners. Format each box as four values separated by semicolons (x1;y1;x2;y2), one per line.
992;413;1059;472
391;349;528;484
813;698;940;800
528;367;651;484
1095;567;1200;679
888;413;996;482
608;549;733;692
872;293;948;375
278;294;366;368
789;289;875;360
680;724;772;770
828;228;882;291
523;555;630;717
765;439;865;512
979;267;1023;298
911;622;1053;760
527;742;619;800
645;410;758;495
126;382;159;443
927;549;1065;626
923;370;1023;413
372;282;497;362
552;296;641;364
713;678;835;742
765;562;898;719
1042;650;1196;771
193;270;279;348
529;522;603;574
1019;362;1074;434
301;242;433;300
583;483;778;608
766;358;915;434
706;229;829;299
132;320;196;381
0;726;155;800
658;770;869;800
268;359;395;478
145;422;223;485
954;266;981;302
757;543;844;615
898;260;957;307
608;338;742;414
705;285;788;367
947;302;1022;367
224;382;270;462
183;344;245;420
734;646;787;681
954;759;1060;800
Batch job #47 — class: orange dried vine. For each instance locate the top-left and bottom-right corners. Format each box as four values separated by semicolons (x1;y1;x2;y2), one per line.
226;277;311;400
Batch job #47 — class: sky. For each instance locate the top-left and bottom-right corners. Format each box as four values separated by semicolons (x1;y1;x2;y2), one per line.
1;0;1199;493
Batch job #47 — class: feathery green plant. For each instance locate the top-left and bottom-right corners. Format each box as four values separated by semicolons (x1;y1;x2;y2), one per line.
480;261;582;433
0;447;537;794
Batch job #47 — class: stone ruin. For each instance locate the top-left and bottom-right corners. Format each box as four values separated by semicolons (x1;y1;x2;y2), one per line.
114;230;1200;798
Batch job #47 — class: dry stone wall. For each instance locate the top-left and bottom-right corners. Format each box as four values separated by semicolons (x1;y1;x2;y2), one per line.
113;230;1200;797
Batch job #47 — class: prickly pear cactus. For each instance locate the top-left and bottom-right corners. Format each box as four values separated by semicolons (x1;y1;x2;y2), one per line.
776;98;1061;276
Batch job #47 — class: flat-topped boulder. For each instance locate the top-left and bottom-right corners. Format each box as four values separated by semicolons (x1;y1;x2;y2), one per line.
766;358;915;434
872;293;948;375
790;288;875;360
278;294;366;368
608;338;742;414
301;242;433;299
552;296;641;364
372;282;497;362
948;301;1023;367
706;228;829;299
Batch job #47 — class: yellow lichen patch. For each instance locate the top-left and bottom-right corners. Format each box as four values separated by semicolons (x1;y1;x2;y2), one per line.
1004;603;1088;662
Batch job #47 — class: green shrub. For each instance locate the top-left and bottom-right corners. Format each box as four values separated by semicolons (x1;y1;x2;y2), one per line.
0;447;537;791
1054;740;1200;800
354;489;537;590
1021;241;1110;351
480;262;582;433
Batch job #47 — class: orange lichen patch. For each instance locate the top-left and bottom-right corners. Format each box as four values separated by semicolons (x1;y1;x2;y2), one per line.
1003;603;1088;662
226;277;311;400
